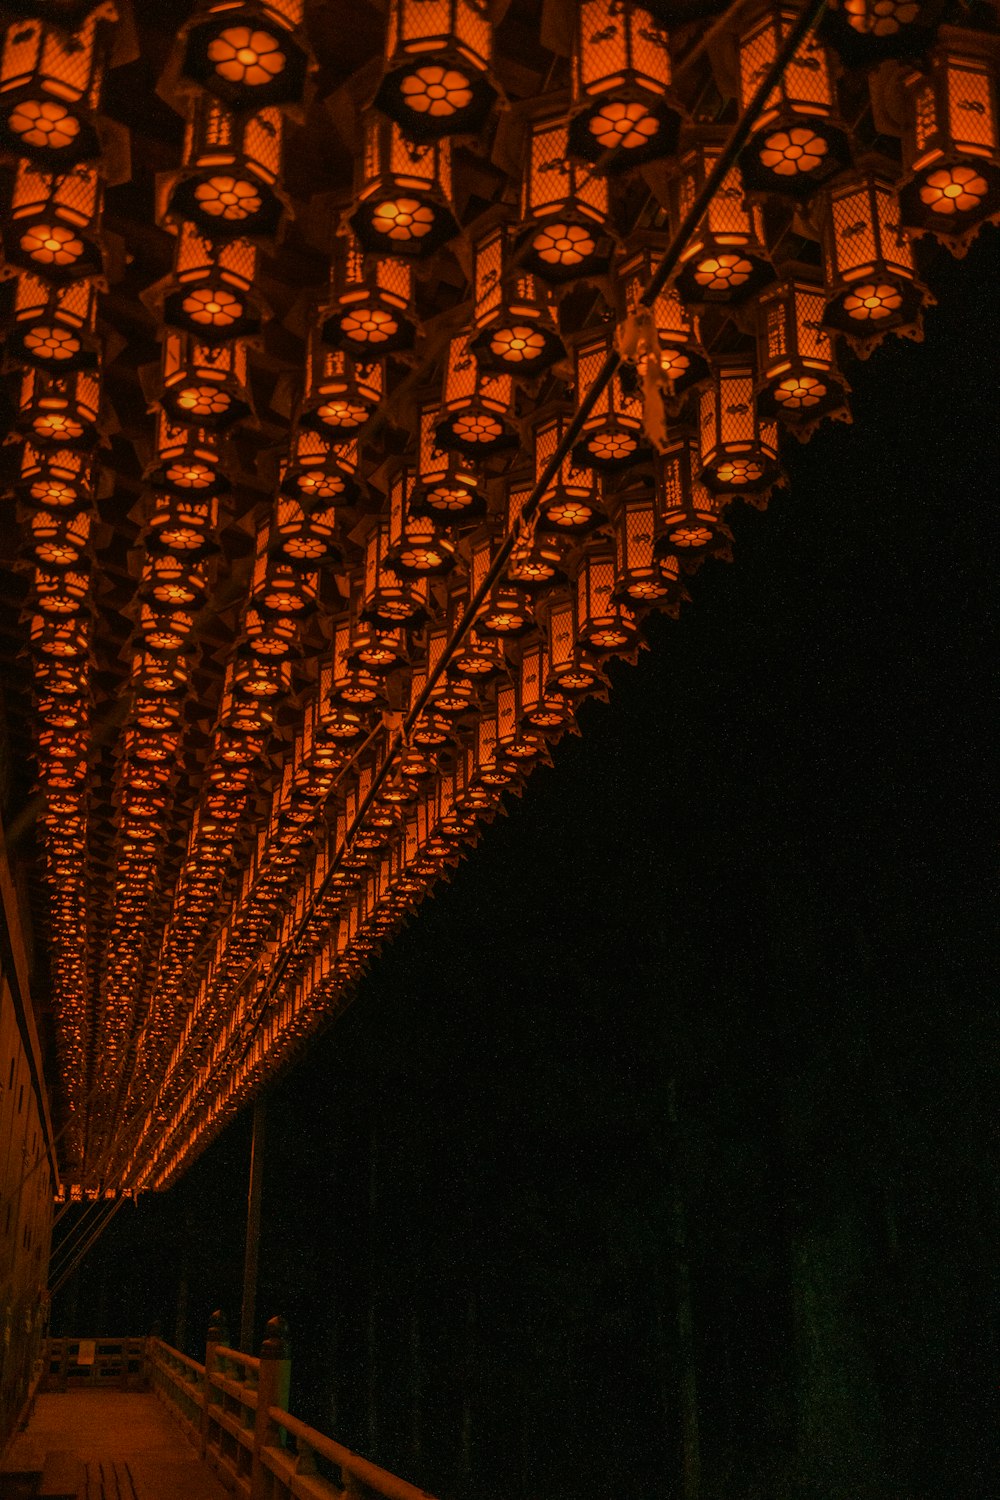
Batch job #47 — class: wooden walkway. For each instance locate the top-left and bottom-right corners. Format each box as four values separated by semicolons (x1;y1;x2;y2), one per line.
9;1391;229;1500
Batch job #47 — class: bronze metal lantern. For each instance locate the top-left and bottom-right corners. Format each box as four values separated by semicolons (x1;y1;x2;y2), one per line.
697;359;783;507
898;39;1000;256
517;111;614;284
755;279;851;438
4;161;104;281
385;465;457;578
673;140;774;308
737;2;850;201
820;169;930;356
5;274;98;372
620;241;709;402
166;96;287;243
321;233;417;358
298;342;381;443
350;115;458;260
408;406;486;523
159;330;252;429
179;0;309;112
576;545;640;656
374;0;497;142
433;331;518;459
571;327;650;473
654;434;733;566
533;411;606;536
569;0;682;173
162;223;261;342
469;222;565;380
0;6;112;164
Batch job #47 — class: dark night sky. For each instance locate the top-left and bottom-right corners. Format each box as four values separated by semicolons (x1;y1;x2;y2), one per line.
55;229;999;1500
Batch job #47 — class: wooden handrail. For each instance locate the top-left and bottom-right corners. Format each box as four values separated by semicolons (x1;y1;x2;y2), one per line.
268;1407;440;1500
148;1338;204;1378
214;1344;261;1374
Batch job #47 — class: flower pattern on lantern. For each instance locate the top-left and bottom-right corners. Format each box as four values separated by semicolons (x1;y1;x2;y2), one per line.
517;112;613;283
674;141;774;307
361;519;429;630
374;0;497;142
279;431;360;508
321;233;417;357
818;0;946;69
162;223;261;340
611;490;684;609
351;115;458;259
898;42;1000;255
433;331;518;459
385;465;457;577
167;98;286;241
180;1;308;110
698;359;783;506
469;222;565;379
6;274;97;373
572;327;650;472
654;435;734;567
4;161;104;281
408;406;486;522
160;332;252;429
576;545;640;655
533;411;606;535
0;6;112;163
504;481;569;593
569;0;682;172
620;242;710;401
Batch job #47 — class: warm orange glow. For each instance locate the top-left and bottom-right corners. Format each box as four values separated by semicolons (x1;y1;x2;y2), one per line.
370;196;436;241
194;175;263;221
20;222;83;266
693;254;754;291
340;307;399;344
208;27;287;87
181;286;244;327
843;0;920;36
531;222;596;268
919;166;988;213
22;324;78;361
399;65;473;116
759;126;829;174
841;281;904;319
588;101;659;151
8;99;79;150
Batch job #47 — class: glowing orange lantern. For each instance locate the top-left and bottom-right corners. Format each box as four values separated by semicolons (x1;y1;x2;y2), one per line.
569;0;681;173
756;280;851;436
469;221;565;379
351;115;458;258
543;592;604;697
611;491;677;608
495;679;542;766
279;431;360;507
572;327;649;472
143;553;207;610
386;466;457;577
17;365;99;447
820;170;930;354
299;342;380;441
518;111;613;283
737;3;849;200
619;241;709;400
4;162;103;280
29;505;91;566
698;360;782;505
147;492;220;557
30;612;89;659
137;604;193;654
409;405;485;522
18;439;91;506
322;232;416;357
468;529;533;639
898;41;1000;255
33;562;88;615
434;331;517;458
163;222;261;340
576;545;640;654
233;652;291;700
469;713;516;790
504;479;569;593
654;434;733;564
0;7;111;163
361;519;429;629
160;331;251;428
674;141;773;307
324;620;386;710
180;0;308;111
423;626;476;716
244;602;298;657
374;0;496;142
272;495;340;564
6;274;97;372
533;411;605;535
132;648;190;696
145;414;229;497
167;97;286;242
517;638;571;734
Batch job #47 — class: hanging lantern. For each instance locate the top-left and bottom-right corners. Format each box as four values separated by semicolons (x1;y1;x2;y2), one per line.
145;413;229;498
17;365;99;447
619;241;709;401
351;115;458;259
737;3;849;200
469;713;516;790
6;274;98;372
321;233;416;357
30;612;88;659
654;434;733;565
317;667;369;742
142;553;208;610
346;616;410;675
33;562;88;614
179;0;309;111
518;111;613;283
374;0;496;142
673;141;773;307
167;97;286;242
279;431;360;508
898;41;1000;256
698;360;782;505
433;330;518;459
504;479;569;593
576;545;640;654
756;280;851;437
17;439;91;507
160;331;252;428
543;592;604;696
136;603;193;654
324;618;387;709
408;405;485;522
449;588;506;680
469;221;565;379
572;327;650;472
517;637;572;733
820;170;930;355
611;490;677;608
407;665;454;750
468;530;533;639
0;6;112;164
385;465;457;577
533;410;606;535
818;0;947;70
233;651;291;701
569;0;681;173
360;519;429;629
162;222;261;341
132;648;190;696
299;342;381;441
271;494;340;565
29;504;90;566
146;491;220;557
4;162;103;283
423;624;477;716
495;679;542;766
244;601;298;657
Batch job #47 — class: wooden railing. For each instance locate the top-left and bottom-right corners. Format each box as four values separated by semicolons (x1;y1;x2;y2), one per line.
42;1335;148;1391
148;1314;439;1500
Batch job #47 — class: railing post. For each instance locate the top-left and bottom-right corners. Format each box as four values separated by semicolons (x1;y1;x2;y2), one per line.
201;1308;226;1460
251;1315;291;1500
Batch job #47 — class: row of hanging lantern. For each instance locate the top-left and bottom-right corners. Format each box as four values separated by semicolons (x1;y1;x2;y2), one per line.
117;0;1000;1194
0;0;130;1177
83;0;320;1162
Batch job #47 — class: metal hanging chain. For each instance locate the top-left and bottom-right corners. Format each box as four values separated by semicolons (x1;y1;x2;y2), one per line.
124;0;829;1185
